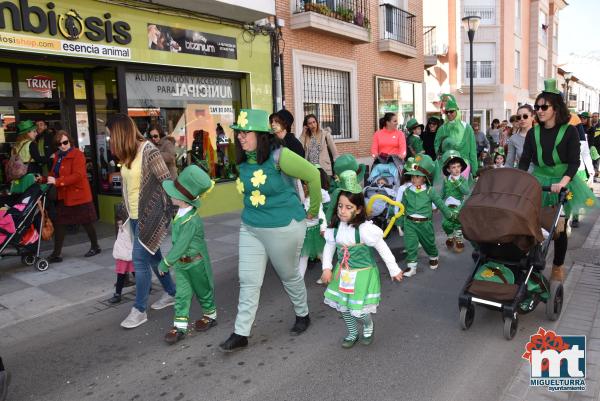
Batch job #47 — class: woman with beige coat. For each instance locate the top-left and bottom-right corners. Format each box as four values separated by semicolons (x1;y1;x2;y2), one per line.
299;114;339;176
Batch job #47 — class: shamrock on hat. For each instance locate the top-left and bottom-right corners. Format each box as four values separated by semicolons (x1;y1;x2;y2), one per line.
162;165;214;209
230;109;272;133
404;154;435;184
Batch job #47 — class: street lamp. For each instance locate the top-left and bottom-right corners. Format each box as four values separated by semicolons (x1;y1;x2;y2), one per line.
563;71;573;106
462;15;481;126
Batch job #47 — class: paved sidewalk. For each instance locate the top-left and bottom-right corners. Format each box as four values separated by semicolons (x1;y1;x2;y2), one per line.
500;214;600;401
0;212;242;329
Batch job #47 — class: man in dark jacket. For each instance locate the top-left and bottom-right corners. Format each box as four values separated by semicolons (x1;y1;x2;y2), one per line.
421;115;442;159
270;109;305;158
35;119;56;174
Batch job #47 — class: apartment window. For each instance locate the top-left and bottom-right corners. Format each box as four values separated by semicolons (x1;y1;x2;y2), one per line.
465;61;478;79
540;10;548;46
538;58;546;90
302;65;351;139
463;0;495;25
514;50;520;87
553;22;558;52
463;43;495;84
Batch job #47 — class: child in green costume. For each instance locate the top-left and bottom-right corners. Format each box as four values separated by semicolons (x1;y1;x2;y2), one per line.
321;171;403;348
441;150;471;253
159;165;217;345
406;118;425;158
399;154;457;277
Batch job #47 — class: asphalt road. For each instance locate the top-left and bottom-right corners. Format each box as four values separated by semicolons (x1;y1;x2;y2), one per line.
1;212;595;401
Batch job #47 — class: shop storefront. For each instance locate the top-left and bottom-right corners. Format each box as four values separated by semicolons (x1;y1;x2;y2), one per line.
375;76;423;130
0;0;273;222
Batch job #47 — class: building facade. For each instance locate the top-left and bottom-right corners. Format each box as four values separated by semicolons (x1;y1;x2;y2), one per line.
557;68;600;114
0;0;275;222
276;0;425;163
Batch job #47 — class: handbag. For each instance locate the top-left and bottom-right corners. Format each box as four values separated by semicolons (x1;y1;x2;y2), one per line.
41;210;54;241
7;142;28;182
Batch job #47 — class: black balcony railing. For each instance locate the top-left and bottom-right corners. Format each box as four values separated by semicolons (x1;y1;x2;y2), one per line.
380;4;416;47
424;26;436;56
296;0;370;29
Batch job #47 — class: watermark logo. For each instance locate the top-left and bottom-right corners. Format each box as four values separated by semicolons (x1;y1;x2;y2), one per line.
522;327;586;392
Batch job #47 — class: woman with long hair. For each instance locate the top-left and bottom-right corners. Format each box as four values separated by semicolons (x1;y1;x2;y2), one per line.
506;104;534;168
518;79;597;282
299;114;338;176
107;113;177;329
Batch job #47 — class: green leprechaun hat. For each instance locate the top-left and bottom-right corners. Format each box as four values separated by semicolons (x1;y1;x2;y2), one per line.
333;153;366;183
404;154;435;184
542;78;561;95
441;93;459;111
580;111;590;119
326;170;363;223
162;165;214;209
406;118;424;132
17;120;36;136
441;149;467;176
230;109;272;133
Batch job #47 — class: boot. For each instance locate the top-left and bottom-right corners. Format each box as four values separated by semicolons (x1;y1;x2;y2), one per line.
445;237;455;249
290;315;311;336
550;265;564;282
219;333;248;353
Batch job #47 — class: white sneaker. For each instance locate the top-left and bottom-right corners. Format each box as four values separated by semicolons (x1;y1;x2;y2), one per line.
403;267;417;277
120;307;148;329
151;293;175;310
316;278;324;284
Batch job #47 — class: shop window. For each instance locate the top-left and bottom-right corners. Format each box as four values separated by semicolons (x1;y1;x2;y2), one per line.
302;65;351;140
0;106;16;189
73;73;87;100
92;69;120;194
17;69;65;99
0;67;12;97
125;71;241;181
375;76;423;129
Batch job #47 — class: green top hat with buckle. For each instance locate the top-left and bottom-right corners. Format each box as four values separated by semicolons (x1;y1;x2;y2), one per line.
334;153;365;183
17;120;36;136
230;109;271;133
337;170;362;194
406;118;424;132
404;154;435;184
580;111;590;119
162;165;214;209
542;78;561;95
442;149;467;175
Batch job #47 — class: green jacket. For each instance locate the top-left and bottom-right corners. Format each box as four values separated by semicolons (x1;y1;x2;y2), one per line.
441;176;470;202
402;186;453;219
159;208;210;272
407;134;424;157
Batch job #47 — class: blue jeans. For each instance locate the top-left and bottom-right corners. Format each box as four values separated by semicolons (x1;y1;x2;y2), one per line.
130;219;176;312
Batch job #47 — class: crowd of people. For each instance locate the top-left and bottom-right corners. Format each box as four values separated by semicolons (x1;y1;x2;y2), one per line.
2;78;597;357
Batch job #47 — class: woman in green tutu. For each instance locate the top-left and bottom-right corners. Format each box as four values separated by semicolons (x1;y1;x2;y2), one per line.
519;79;597;283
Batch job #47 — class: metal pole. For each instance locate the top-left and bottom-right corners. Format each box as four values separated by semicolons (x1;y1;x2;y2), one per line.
468;30;475;126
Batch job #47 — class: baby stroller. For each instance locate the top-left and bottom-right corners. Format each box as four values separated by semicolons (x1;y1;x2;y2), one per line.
457;168;566;340
0;183;50;271
364;161;399;230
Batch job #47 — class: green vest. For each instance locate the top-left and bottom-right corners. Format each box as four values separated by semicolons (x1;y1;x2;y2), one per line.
333;227;376;269
402;187;437;218
166;209;211;274
442;176;470;202
239;153;305;228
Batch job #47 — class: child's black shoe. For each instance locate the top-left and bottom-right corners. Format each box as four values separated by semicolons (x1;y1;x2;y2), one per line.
108;294;122;304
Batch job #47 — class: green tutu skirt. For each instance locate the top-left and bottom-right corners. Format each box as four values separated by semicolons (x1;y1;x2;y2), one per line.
534;169;597;215
324;265;381;317
301;225;325;258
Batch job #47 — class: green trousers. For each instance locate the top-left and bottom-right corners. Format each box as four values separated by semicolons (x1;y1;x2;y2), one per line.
442;217;461;236
234;219;308;337
174;261;216;331
404;219;438;263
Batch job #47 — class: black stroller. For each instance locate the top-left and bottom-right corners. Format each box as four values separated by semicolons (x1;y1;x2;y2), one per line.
457;168;566;340
0;183;50;271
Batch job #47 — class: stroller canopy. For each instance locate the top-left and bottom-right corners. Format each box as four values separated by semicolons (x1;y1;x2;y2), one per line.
459;168;544;251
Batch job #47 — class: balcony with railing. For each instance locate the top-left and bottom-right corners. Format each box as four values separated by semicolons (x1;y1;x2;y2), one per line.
424;26;436;67
462;6;495;25
464;60;496;90
291;0;371;43
378;3;417;58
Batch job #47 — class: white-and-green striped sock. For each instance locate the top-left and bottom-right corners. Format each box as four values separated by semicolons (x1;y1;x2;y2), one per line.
342;312;358;341
358;313;374;338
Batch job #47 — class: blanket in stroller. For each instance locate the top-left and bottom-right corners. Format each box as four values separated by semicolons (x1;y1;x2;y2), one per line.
459;168;544;251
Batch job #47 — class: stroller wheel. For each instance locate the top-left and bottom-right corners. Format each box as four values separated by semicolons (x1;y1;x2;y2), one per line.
34;258;49;272
21;255;36;266
503;316;518;340
459;305;475;330
545;281;564;321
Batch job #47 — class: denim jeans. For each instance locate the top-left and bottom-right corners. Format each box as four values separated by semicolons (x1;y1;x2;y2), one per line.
130;219;176;313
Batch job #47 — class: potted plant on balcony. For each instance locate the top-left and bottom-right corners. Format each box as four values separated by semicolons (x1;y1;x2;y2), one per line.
336;6;355;23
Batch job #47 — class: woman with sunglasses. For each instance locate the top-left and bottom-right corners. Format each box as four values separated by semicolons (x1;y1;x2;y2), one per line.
45;130;100;263
149;124;178;178
506;104;534;168
518;79;597;283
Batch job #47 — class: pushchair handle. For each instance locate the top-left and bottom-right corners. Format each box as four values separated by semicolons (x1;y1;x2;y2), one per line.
540;186;567;193
541;186;569;204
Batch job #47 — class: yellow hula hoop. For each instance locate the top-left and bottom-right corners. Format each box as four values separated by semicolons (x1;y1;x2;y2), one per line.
366;194;405;238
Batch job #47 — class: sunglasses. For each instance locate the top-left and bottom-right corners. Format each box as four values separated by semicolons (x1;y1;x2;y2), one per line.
445;110;456;115
534;104;550;111
515;114;529;121
151;135;160;139
57;140;69;146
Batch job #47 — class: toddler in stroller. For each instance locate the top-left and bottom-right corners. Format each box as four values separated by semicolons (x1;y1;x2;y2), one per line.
364;159;399;231
457;168;566;340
